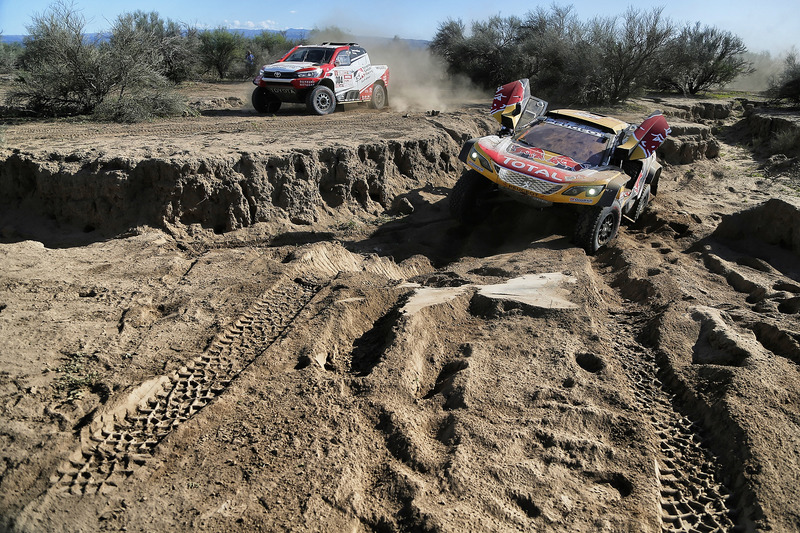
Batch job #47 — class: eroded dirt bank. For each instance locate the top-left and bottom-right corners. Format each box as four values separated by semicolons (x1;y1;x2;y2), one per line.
1;88;799;532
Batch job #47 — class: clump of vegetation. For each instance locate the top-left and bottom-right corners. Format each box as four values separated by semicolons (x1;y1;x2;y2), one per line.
430;5;753;105
0;36;23;74
5;1;302;120
53;351;99;401
655;22;753;95
770;129;800;157
7;1;193;120
767;51;800;104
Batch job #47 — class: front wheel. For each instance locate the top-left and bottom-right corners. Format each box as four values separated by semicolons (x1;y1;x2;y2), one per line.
306;85;336;115
369;83;386;110
449;170;494;225
574;205;621;255
252;87;281;113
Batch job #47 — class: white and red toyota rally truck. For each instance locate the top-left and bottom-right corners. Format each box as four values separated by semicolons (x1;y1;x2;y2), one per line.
252;42;390;115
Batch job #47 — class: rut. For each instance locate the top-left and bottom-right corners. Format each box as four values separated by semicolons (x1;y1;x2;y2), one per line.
47;276;323;496
610;309;737;532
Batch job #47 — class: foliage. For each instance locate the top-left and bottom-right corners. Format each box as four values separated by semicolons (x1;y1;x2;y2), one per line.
0;37;24;74
109;11;199;84
199;28;246;78
584;7;673;103
656;23;752;95
770;129;800;157
93;83;190;122
249;30;297;70
54;351;98;401
767;51;800;103
11;1;112;115
7;2;189;119
429;5;757;105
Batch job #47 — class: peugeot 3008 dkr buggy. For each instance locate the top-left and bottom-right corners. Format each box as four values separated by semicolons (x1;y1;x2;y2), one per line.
252;42;390;115
451;78;670;254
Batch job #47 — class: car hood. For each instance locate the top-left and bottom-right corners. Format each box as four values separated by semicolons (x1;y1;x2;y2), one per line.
262;61;318;72
477;136;604;184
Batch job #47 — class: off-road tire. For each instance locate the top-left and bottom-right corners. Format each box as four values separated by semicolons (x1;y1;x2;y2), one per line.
370;83;386;110
574;205;621;255
649;167;661;196
449;170;493;225
252;87;281;113
629;184;651;224
307;85;336;115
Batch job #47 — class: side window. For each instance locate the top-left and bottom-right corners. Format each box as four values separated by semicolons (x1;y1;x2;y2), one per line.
335;51;351;67
349;47;366;61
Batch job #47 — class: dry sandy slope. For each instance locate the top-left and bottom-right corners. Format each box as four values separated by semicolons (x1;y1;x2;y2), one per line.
0;85;799;532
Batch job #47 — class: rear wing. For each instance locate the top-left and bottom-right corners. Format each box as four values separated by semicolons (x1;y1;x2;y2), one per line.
490;79;547;134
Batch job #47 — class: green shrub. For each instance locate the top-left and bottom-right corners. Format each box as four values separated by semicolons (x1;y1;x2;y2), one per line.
93;85;191;122
770;128;800;157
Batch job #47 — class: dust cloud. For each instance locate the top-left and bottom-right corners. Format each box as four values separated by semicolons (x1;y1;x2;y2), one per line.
308;27;488;112
726;49;792;92
366;41;486;112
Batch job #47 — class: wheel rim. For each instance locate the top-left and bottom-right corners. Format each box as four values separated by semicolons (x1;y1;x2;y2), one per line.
597;213;615;245
315;91;332;111
373;87;385;108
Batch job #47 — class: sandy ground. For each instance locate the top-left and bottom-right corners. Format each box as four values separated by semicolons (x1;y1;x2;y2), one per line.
1;82;799;532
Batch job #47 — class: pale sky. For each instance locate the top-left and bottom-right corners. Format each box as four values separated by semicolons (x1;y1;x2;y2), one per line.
1;0;797;55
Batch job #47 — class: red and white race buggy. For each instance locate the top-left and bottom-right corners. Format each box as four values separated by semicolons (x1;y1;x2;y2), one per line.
252;43;390;115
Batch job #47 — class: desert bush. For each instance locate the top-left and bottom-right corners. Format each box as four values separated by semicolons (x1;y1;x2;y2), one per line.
10;1;112;115
93;84;190;122
655;23;752;95
199;28;246;78
109;11;199;84
582;7;673;103
0;39;23;74
770;129;800;157
247;31;299;73
8;2;189;120
767;51;800;103
429;6;673;105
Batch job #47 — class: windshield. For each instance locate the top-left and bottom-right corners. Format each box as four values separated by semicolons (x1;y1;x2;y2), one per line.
284;47;334;65
516;118;610;166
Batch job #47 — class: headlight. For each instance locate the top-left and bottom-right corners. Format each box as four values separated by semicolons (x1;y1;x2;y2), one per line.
469;150;493;172
297;68;322;78
562;185;605;197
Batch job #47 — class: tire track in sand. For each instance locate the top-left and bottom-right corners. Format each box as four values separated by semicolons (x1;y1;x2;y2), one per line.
610;310;736;532
48;276;322;496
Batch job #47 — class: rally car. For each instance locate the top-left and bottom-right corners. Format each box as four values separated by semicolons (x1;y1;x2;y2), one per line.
252;42;389;115
451;78;670;254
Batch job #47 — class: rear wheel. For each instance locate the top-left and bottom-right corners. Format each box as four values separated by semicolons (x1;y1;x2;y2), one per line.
574;205;620;255
449;170;494;225
649;168;661;196
252;87;281;113
369;83;386;110
629;184;651;223
306;85;336;115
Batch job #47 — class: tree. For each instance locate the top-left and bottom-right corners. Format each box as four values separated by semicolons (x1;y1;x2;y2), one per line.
11;1;111;115
585;7;674;103
767;50;800;103
657;23;752;95
0;34;24;74
430;19;468;76
93;10;189;122
199;28;245;78
7;3;188;120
